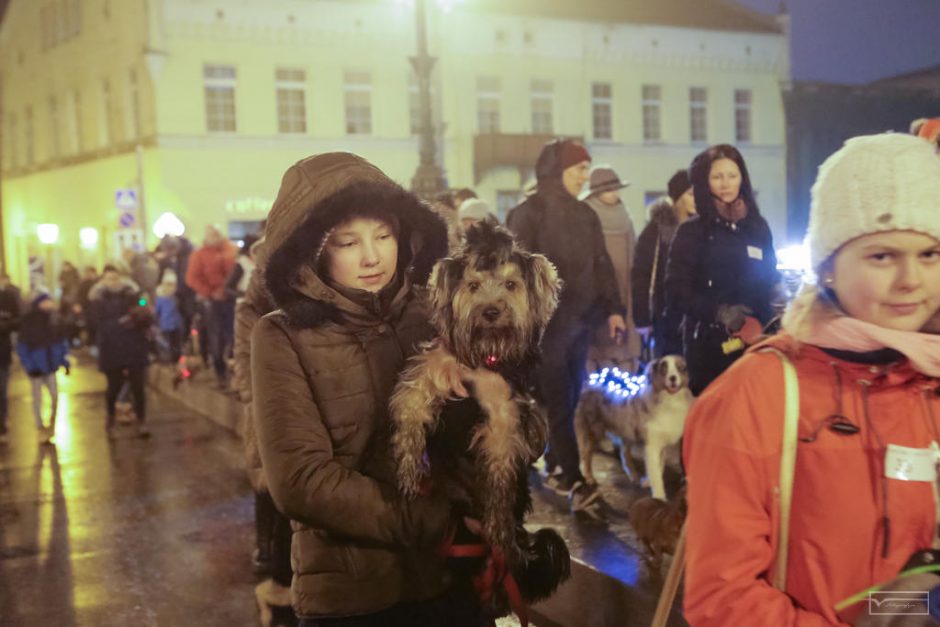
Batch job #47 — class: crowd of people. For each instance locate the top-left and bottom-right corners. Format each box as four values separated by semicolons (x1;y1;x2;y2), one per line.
0;115;937;627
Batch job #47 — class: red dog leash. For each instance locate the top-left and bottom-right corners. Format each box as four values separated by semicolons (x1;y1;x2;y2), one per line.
438;532;530;627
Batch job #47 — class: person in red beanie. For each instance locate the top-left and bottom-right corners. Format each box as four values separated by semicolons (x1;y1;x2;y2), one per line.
507;139;626;512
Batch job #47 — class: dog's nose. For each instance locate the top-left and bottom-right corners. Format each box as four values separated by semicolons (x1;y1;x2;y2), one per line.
483;307;501;322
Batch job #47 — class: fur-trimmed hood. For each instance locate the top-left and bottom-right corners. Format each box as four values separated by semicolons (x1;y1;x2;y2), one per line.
647;196;679;229
262;153;448;329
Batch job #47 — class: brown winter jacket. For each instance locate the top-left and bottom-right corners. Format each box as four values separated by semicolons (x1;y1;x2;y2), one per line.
251;153;452;619
233;240;274;493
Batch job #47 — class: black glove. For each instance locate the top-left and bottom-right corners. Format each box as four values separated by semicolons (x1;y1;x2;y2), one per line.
716;304;753;333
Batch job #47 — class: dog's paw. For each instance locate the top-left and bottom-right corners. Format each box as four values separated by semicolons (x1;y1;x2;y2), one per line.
464;368;512;404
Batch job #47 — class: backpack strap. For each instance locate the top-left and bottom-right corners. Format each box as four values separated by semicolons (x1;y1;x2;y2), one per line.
760;347;800;591
650;348;799;627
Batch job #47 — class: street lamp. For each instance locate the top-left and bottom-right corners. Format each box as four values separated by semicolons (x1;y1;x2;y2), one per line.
153;211;186;239
36;223;60;290
405;0;455;198
79;227;99;250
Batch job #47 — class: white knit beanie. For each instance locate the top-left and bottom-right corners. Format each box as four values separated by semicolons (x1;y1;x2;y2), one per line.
808;132;940;269
458;198;494;222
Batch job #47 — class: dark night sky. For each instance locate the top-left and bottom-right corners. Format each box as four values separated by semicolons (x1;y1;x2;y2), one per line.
734;0;940;84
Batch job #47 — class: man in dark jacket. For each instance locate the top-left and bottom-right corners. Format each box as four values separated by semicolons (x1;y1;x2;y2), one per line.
507;139;626;511
632;169;696;357
0;274;21;444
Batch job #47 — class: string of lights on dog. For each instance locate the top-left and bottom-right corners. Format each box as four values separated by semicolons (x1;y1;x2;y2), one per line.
586;367;648;402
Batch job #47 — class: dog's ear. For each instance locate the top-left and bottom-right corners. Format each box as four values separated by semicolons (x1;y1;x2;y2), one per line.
524;253;562;329
428;257;464;328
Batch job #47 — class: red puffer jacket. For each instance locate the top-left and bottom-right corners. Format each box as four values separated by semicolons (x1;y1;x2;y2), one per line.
185;240;238;300
683;334;940;626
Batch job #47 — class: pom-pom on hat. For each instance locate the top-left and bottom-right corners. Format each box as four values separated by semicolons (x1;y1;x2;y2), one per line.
807;133;940;270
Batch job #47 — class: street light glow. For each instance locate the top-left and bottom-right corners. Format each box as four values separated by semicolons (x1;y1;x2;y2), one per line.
79;227;99;249
153;212;186;238
37;223;60;245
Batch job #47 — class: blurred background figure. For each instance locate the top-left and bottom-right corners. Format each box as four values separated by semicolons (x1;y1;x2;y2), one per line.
580;164;640;371
225;233;260;302
57;261;81;346
17;291;70;445
457;198;497;234
155;271;184;364
185;225;238;389
89;265;154;439
0;274;21;446
632;169;696;358
122;248;160;303
75;266;99;349
157;234;199;359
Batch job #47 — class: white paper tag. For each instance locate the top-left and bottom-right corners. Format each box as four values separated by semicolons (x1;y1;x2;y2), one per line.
747;246;763;260
884;444;937;482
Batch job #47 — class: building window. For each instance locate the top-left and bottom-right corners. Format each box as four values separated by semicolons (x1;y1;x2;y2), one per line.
128;69;141;139
735;89;752;144
276;68;307;134
496;190;520;222
40;1;82;49
69;88;83;154
25;107;34;165
477;76;501;133
642;84;662;143
689;87;707;143
48;96;61;158
204;64;237;133
592;82;612;141
100;78;112;145
530;79;554;135
7;112;18;169
344;70;372;135
408;72;437;136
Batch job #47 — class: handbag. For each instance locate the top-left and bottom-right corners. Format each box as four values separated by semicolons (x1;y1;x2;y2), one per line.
650;348;800;626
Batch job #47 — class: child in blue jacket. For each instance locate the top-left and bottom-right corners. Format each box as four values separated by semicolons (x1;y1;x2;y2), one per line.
17;292;70;444
155;272;183;363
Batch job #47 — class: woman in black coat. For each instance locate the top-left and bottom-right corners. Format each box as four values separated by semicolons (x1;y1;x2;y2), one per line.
89;265;154;438
664;144;780;395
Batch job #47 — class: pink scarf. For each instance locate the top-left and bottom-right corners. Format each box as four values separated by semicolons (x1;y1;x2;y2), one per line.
784;286;940;377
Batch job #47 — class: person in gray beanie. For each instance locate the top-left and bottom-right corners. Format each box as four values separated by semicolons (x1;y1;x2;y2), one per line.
682;133;940;626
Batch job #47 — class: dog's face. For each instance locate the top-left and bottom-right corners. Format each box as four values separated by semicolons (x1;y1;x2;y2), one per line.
647;355;689;395
428;221;561;368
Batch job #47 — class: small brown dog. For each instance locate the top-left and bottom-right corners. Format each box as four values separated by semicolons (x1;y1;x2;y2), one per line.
629;485;687;571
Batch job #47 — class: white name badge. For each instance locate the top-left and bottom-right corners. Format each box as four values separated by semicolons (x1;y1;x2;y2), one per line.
747;246;763;260
884;444;937;482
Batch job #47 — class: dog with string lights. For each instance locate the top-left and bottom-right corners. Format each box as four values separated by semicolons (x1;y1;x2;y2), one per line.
575;355;693;500
390;220;570;616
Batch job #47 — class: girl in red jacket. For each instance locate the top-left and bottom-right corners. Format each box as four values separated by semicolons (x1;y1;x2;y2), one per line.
683;133;940;626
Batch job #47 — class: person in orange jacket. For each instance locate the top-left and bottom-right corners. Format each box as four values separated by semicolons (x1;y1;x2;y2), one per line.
185;224;238;386
683;133;940;626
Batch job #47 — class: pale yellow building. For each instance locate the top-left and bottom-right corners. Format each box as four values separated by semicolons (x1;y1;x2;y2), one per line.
0;0;789;289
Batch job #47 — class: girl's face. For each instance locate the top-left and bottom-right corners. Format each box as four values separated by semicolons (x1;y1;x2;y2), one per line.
323;217;398;293
829;231;940;332
708;158;742;204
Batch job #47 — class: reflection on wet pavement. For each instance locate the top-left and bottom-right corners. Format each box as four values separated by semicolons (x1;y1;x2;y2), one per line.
0;363;256;626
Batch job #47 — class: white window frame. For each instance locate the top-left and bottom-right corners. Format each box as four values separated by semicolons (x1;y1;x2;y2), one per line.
128;68;141;139
276;68;307;134
204;64;237;133
477;76;501;134
343;70;373;136
642;84;662;143
48;95;61;158
592;82;613;141
734;89;753;144
69;88;83;154
7;112;18;169
689;87;707;144
530;79;554;135
25;106;34;166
